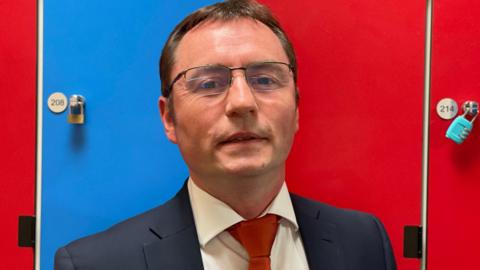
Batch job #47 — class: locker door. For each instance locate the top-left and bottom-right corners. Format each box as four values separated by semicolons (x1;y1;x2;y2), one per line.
38;1;217;269
0;0;36;268
260;1;425;270
428;0;480;269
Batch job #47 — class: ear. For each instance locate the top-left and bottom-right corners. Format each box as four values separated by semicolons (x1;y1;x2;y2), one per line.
159;96;178;144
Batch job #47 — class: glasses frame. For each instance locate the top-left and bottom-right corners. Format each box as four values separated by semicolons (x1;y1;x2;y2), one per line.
166;61;295;96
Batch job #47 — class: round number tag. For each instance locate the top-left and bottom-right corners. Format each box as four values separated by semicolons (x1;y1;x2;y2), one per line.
436;98;458;120
47;92;68;113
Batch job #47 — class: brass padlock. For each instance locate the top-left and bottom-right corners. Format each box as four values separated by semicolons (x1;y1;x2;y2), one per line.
67;95;85;124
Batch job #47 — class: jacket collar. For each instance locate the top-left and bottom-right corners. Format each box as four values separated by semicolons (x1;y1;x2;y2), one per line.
291;194;347;270
142;182;346;270
143;182;204;270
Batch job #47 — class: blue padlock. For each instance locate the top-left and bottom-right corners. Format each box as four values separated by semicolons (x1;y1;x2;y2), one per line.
446;115;473;144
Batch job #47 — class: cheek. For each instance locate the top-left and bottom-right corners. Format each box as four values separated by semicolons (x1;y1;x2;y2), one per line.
279;112;298;138
173;99;221;143
260;96;297;130
272;110;298;147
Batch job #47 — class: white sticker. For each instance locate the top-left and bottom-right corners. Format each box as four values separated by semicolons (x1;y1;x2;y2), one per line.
47;92;68;113
436;98;458;120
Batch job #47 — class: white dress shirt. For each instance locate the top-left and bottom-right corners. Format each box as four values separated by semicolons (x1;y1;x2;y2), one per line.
187;178;310;270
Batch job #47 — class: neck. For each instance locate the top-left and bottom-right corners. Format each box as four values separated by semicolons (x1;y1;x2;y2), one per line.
190;169;285;219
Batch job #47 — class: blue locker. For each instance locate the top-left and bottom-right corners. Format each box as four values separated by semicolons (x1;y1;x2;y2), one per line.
40;1;218;269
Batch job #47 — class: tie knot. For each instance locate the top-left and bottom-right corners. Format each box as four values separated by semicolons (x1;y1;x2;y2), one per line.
228;214;280;269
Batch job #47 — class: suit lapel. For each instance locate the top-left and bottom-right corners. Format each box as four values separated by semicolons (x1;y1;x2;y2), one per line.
291;194;347;270
141;184;347;270
143;182;204;270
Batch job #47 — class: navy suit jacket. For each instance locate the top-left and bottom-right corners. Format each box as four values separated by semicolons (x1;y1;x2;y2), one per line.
55;183;397;270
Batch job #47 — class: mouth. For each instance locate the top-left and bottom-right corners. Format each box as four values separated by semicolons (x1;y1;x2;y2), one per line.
219;132;268;145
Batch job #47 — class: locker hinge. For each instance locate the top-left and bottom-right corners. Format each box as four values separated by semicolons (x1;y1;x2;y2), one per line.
403;225;422;258
18;216;36;247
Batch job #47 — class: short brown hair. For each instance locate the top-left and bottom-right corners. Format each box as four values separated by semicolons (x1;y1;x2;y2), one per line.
159;0;298;99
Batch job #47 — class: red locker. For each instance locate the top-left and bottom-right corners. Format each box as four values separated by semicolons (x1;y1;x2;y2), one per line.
0;0;37;269
261;1;425;269
428;0;480;269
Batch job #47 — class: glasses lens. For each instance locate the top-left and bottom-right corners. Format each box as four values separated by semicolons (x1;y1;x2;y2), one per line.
185;66;230;95
246;63;291;91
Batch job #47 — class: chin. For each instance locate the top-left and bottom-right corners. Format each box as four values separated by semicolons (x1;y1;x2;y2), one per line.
220;160;275;177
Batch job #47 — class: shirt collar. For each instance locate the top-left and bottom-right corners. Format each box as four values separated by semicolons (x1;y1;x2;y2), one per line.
187;177;299;247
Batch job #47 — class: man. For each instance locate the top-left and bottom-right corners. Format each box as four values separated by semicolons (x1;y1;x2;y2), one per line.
55;1;396;269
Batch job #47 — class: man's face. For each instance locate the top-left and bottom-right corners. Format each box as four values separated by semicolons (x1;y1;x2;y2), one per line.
160;19;298;181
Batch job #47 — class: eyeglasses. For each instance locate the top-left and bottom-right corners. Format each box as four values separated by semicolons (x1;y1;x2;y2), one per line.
167;62;294;96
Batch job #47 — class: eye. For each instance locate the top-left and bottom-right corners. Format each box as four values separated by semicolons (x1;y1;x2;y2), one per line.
187;76;228;94
185;66;230;95
199;79;220;89
246;62;291;91
248;75;281;90
250;76;276;85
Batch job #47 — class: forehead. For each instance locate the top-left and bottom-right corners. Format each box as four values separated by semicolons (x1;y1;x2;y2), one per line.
173;18;289;76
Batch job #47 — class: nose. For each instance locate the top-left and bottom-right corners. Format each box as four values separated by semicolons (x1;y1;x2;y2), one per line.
224;72;259;118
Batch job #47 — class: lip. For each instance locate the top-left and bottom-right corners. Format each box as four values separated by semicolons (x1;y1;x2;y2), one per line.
218;131;268;145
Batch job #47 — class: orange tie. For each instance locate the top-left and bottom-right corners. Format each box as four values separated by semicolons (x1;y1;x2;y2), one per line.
228;214;280;270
